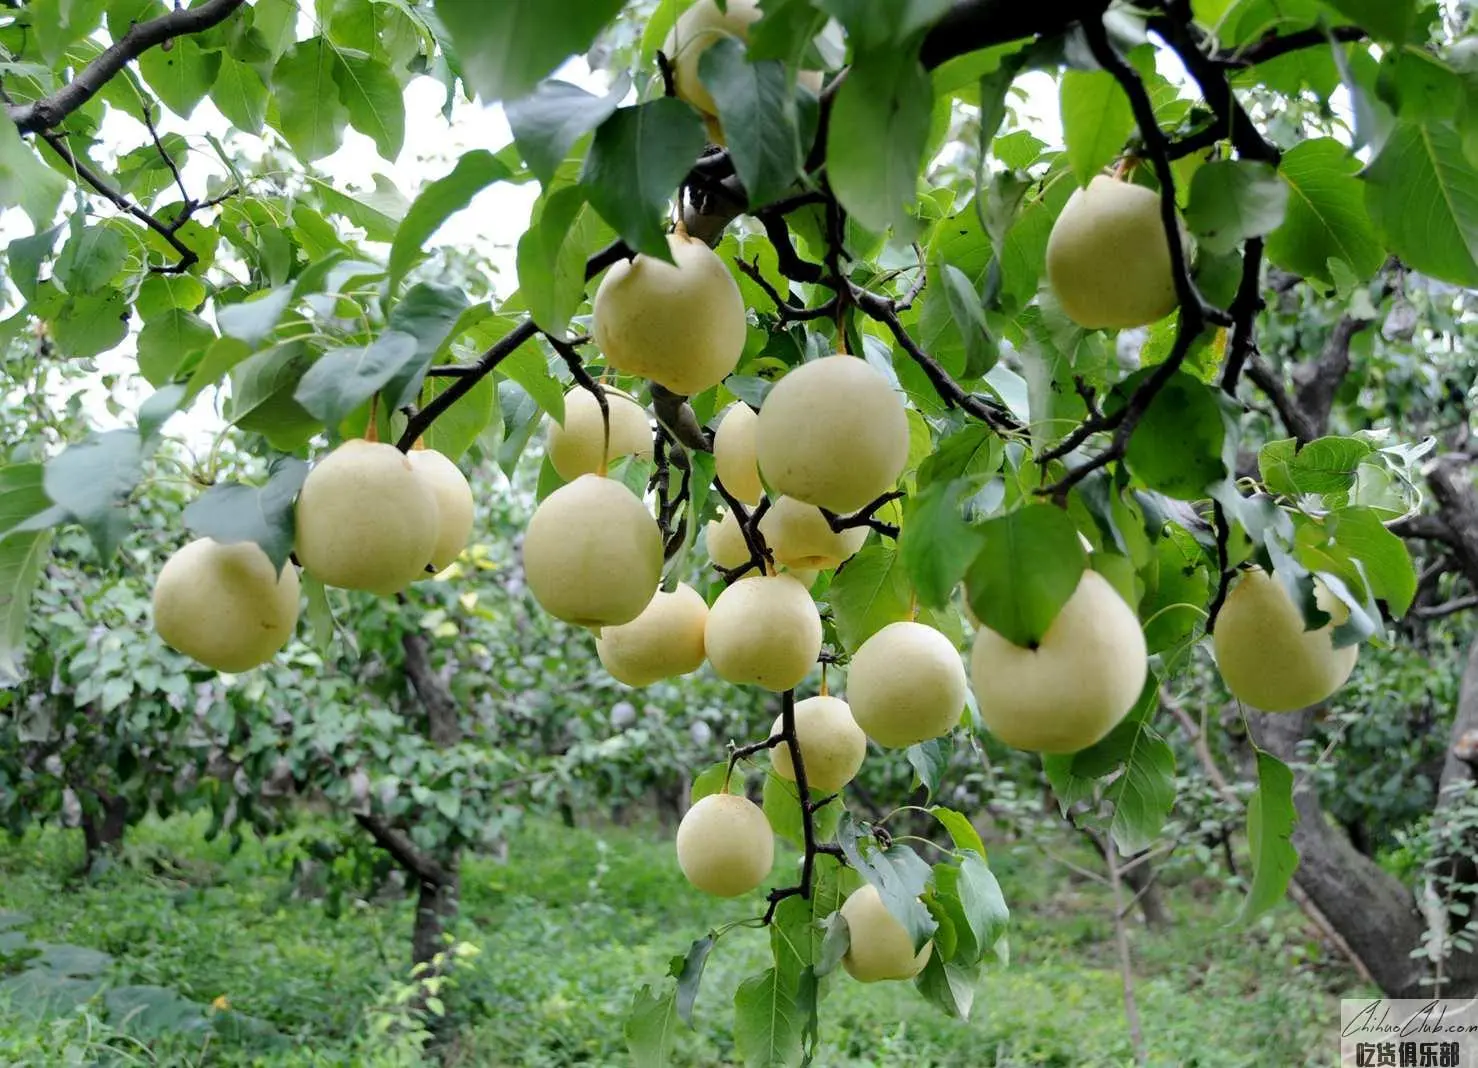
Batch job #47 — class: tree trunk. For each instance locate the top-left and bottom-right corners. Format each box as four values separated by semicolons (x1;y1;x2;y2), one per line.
410;865;461;974
79;792;127;869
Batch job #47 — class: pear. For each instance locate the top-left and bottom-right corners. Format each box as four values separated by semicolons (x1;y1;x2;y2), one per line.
596;582;708;686
704;573;821;691
755;355;909;514
522;474;663;629
592;230;746;396
970;570;1148;754
295;439;439;595
1045;175;1180;330
1212;567;1359;712
152;538;299;672
664;0;823;119
676;791;774;897
406;448;474;572
758;496;867;570
714;402;763;504
769;695;867;793
547;386;653;481
839;885;933;983
847;622;967;748
705;511;752;570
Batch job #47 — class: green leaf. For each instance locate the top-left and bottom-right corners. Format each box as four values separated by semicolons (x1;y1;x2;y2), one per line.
0;117;67;228
137;309;215;386
1320;0;1414;43
517;184;608;337
914;954;976;1020
271;38;349;160
1363;120;1478;287
732;968;802;1068
690;762;730;804
952;852;1008;959
1066;683;1177;853
836;812;937;950
217;287;293;346
624;985;679;1068
53;291;130;357
1326;506;1415;616
295;332;420;427
965;504;1086;648
229;345;321;449
423;374;496;461
137;383;186;441
305;174;405;242
816;0;953;53
900;480;986;610
671;935;713;1027
41;430;143;559
54;226;127;295
1183;160;1289;255
1263;435;1371;496
334;52;405;160
1139;528;1211;655
388;150;512;293
0;465;54;683
907;739;949;798
135;274;205;320
139;36;220;117
700;37;804;208
1119;370;1228;500
580;99;707;260
1265;137;1385;286
436;0;626;104
210;54;269;133
1059;68;1134;186
183;458;309;574
7;226;62;301
506;78;626;188
1241;750;1299;921
383;283;471;407
827;50;934;233
826;544;912;652
930;806;987;858
936;263;994;376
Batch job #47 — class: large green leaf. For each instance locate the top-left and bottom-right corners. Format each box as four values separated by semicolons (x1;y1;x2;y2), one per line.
271;38;349;161
40;430;143;559
137;309;215;386
580;99;706;260
827;544;912;652
0;114;67;227
388;150;513;294
965;504;1086;648
700;37;805;209
294;332;420;427
1183;160;1289;255
1320;0;1415;43
334;52;405;160
210;54;269;134
1363;120;1478;287
1241;750;1299;921
1059;68;1134;186
182;458;308;572
732;968;803;1068
228;345;320;449
138;35;220;117
1326;506;1416;617
900;480;986;610
625;985;679;1068
53;226;127;295
436;0;626;104
0;465;54;683
1264;137;1384;286
827;49;934;233
506;78;626;188
52;291;129;358
1120;370;1228;500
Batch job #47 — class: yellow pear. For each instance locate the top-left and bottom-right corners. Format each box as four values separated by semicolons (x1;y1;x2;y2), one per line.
786;567;818;588
592;230;746;396
847;622;967;748
970;570;1147;754
769;695;867;793
664;0;824;119
152;538;299;672
755;355;909;514
1045;175;1179;330
840;884;933;982
1212;567;1359;712
522;474;663;629
596;582;708;686
704;573;821;691
295;439;439;595
547;386;653;481
759;496;867;570
406;448;474;572
676;791;774;897
706;511;752;570
714;402;763;504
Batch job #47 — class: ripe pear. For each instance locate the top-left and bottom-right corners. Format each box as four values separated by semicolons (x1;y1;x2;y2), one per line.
970;570;1148;754
547;386;653;481
755;355;909;514
1046;175;1180;330
769;695;867;793
840;884;933;983
759;496;867;570
714;402;763;504
592;230;746;396
522;474;663;629
847;622;967;748
706;511;752;570
152;538;300;672
786;567;818;588
596;582;708;687
295;439;439;595
1212;567;1359;712
676;791;774;897
664;0;824;119
705;573;821;691
406;448;474;572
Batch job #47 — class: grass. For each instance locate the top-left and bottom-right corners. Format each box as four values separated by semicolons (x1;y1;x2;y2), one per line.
0;812;1358;1066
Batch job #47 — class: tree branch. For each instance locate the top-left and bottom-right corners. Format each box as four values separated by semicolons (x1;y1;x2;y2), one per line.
397;319;537;450
1415;596;1478;620
8;0;248;133
763;688;827;925
356;813;453;887
1212;25;1368;68
822;491;904;538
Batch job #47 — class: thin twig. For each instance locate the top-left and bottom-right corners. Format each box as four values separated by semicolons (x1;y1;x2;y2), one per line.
397;320;537;449
822;491;904;538
762;689;826;924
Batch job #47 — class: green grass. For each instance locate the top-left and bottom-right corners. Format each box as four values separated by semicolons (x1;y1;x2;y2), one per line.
0;813;1358;1066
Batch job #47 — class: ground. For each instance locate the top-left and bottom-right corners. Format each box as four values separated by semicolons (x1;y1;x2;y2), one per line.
0;813;1355;1066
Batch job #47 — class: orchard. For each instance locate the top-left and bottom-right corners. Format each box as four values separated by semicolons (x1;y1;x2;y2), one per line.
1;0;1477;1064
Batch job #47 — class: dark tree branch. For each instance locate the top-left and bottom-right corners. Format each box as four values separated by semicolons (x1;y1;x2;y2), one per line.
763;688;828;924
1391;514;1459;546
1219;237;1266;394
734;257;839;322
714;484;774;583
1415;596;1478;620
356;813;453;887
918;0;1085;71
397;320;537;449
1212;25;1368;68
8;0;248;132
822;491;904;538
